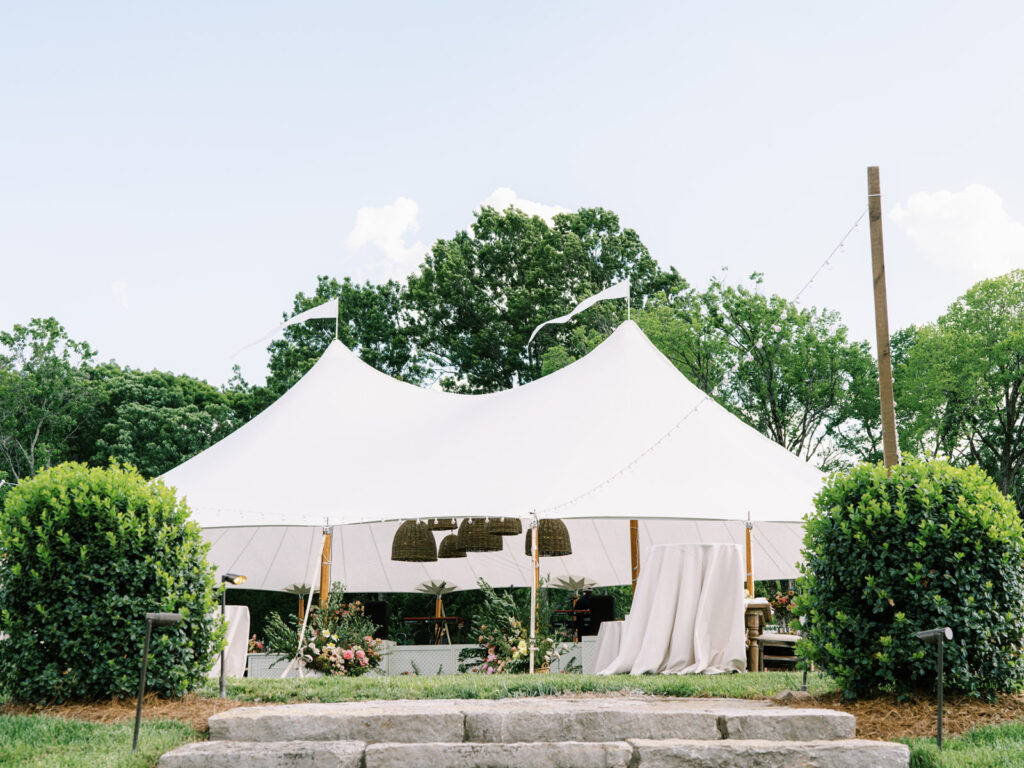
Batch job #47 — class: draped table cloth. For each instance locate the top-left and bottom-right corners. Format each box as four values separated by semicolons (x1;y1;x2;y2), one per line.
592;619;627;673
599;543;745;675
207;605;250;678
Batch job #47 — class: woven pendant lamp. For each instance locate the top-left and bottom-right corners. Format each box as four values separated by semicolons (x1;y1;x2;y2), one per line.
426;517;458;531
524;519;572;557
391;520;437;562
457;518;504;552
437;534;467;559
488;517;523;536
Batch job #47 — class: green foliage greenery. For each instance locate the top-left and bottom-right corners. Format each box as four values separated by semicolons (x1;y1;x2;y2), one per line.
263;584;383;676
458;580;571;673
799;458;1024;700
0;462;221;703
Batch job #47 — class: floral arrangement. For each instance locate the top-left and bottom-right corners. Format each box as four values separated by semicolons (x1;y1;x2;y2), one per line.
769;589;797;628
247;635;264;654
458;579;570;674
263;583;385;676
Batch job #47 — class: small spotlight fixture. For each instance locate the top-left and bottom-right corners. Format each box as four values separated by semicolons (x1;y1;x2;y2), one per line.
219;573;247;698
133;611;183;752
916;626;953;750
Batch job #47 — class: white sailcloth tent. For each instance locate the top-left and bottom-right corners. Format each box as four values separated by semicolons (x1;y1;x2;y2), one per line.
161;321;822;592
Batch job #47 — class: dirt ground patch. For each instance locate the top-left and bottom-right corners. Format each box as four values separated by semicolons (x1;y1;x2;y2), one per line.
5;690;1024;742
781;691;1024;742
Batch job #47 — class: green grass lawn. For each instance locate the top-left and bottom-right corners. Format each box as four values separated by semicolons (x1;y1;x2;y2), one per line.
0;714;198;768
201;669;838;702
906;720;1024;768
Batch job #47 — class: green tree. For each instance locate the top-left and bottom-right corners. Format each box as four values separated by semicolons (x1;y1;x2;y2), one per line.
407;205;683;393
709;276;877;468
901;271;1024;508
0;318;96;482
266;275;425;395
78;365;244;477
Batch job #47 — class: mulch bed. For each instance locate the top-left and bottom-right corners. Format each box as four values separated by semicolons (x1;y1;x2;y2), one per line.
4;690;1024;742
779;691;1024;742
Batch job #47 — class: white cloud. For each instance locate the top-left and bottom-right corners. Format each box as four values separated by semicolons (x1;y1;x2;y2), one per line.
481;187;571;224
890;184;1024;278
345;196;428;281
111;280;130;310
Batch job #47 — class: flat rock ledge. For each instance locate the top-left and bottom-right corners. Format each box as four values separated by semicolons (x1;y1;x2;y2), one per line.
630;738;910;768
207;697;854;743
160;739;910;768
158;740;363;768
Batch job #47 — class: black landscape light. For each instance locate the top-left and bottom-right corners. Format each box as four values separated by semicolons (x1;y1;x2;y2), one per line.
915;626;953;749
133;611;183;752
219;573;247;698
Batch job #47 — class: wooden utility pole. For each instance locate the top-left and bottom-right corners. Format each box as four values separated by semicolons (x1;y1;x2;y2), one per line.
867;166;900;467
319;528;332;610
629;520;640;593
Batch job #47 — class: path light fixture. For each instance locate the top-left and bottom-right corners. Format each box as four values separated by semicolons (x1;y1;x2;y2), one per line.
219;573;247;698
916;626;953;749
133;612;183;752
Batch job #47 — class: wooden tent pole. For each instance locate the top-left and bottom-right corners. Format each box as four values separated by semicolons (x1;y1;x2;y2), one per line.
529;519;539;674
319;528;332;610
629;520;640;593
745;514;754;597
867;166;900;468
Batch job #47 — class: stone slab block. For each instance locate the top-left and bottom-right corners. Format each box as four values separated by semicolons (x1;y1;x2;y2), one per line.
158;740;363;768
365;741;634;768
719;707;856;740
630;738;909;768
208;701;464;743
462;698;720;742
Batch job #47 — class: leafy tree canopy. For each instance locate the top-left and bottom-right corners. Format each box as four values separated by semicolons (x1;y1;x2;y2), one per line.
406;205;683;393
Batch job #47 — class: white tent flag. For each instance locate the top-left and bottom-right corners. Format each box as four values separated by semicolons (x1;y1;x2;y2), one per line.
527;280;630;347
234;298;339;356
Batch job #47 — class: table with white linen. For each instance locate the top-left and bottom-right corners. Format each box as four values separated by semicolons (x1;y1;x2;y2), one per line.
599;543;746;675
207;605;250;678
592;619;626;673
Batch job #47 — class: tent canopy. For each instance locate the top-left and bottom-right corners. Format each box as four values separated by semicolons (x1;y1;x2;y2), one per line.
164;321;821;528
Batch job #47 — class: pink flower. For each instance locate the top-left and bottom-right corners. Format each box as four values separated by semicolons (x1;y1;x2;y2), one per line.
343;649;354;661
486;666;495;674
486;653;496;662
356;649;366;659
359;657;368;666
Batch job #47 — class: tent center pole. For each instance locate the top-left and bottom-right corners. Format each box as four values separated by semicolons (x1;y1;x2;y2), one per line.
529;516;539;674
745;514;754;597
629;520;640;593
320;527;332;610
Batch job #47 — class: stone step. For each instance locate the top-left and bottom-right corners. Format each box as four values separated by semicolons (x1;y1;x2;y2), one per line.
159;739;910;768
207;697;856;744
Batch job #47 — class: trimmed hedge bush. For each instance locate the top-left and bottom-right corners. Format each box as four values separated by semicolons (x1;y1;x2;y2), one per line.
799;459;1024;699
0;462;221;703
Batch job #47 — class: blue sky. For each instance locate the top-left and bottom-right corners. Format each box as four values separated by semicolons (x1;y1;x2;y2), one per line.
3;2;1024;384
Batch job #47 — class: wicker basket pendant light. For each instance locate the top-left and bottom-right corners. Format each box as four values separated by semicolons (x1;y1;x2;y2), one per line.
524;518;572;557
426;517;458;531
457;518;504;553
437;534;467;559
391;520;438;562
488;517;523;536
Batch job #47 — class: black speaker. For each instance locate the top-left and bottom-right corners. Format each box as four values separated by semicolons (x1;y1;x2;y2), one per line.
575;593;615;637
363;600;390;640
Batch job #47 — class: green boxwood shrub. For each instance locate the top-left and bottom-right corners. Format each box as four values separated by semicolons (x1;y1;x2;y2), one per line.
799;458;1024;699
0;462;222;703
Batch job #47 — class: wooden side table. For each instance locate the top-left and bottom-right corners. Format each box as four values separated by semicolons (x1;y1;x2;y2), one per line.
744;603;772;671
